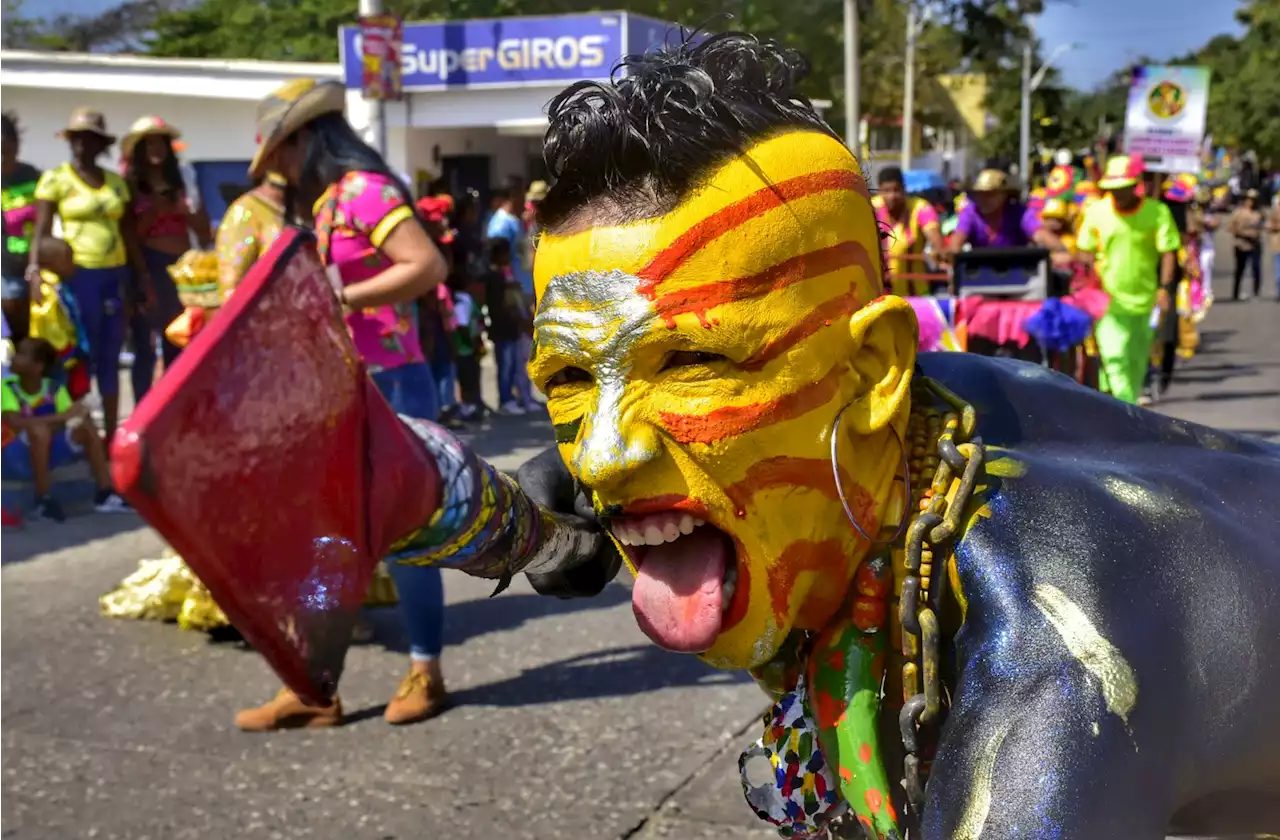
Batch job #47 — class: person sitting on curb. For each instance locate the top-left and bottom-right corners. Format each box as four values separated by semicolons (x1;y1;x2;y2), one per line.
1;335;130;521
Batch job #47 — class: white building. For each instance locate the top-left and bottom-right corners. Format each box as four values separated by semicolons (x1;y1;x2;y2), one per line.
0;12;693;224
1;50;347;224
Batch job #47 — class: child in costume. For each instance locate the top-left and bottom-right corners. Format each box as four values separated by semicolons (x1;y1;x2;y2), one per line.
2;336;129;521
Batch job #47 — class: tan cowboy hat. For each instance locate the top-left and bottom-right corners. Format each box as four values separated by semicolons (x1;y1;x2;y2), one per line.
249;78;346;180
57;107;116;144
121;116;182;159
972;168;1016;193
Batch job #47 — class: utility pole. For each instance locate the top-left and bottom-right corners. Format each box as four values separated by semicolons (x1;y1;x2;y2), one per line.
1020;41;1076;194
843;0;860;157
1019;41;1031;192
358;0;386;158
901;0;917;171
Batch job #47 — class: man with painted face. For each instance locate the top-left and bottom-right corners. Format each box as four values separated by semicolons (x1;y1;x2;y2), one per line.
119;32;1280;840
511;33;1280;840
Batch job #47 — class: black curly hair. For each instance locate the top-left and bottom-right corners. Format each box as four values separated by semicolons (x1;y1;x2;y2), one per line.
537;31;838;233
1;111;19;144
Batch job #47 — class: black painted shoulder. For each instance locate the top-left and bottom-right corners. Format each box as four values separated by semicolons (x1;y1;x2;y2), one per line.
917;352;1279;459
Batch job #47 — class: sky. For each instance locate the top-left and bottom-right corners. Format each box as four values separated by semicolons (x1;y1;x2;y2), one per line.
1036;0;1244;91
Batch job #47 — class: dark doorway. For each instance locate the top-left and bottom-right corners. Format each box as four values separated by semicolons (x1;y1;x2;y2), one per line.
440;155;492;211
190;160;254;230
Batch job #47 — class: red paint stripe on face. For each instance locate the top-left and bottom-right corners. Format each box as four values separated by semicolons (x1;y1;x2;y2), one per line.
652;241;874;328
766;538;846;633
723;456;846;512
659;363;843;445
635;169;868;298
741;294;857;372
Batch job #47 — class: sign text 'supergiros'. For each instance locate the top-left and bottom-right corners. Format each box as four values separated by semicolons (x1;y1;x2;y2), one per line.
388;35;608;81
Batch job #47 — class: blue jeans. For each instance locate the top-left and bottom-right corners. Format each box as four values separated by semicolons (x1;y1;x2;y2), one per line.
1274;253;1280;299
67;265;128;397
495;338;532;407
130;248;185;402
429;328;456;411
372;362;445;660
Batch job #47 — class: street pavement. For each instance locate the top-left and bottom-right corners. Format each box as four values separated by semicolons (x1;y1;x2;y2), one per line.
3;243;1277;840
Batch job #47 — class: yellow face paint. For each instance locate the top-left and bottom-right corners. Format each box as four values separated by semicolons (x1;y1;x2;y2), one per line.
531;130;898;669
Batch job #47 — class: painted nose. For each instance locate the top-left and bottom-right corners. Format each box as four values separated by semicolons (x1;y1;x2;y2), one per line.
572;384;662;491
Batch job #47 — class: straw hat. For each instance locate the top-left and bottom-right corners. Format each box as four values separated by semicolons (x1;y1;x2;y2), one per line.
249;79;346;180
121;116;182;159
57;108;115;144
1097;155;1143;190
972;168;1015;193
525;180;549;203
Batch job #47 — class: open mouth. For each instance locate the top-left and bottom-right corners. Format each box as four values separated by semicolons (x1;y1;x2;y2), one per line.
609;511;740;654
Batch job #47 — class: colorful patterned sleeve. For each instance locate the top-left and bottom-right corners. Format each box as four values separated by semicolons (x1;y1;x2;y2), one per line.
342;171;414;249
916;200;940;232
215;199;261;301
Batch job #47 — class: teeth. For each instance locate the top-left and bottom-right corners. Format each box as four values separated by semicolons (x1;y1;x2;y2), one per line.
610;512;708;548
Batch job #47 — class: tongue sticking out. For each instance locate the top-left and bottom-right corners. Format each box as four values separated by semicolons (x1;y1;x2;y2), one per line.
632;526;728;653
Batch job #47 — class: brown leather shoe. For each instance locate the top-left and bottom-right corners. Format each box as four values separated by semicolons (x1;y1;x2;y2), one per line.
234;688;343;732
384;666;447;725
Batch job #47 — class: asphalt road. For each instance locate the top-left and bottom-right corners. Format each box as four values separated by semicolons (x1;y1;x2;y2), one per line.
3;242;1276;840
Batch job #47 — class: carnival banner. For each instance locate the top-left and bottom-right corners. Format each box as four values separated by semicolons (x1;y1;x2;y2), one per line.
358;14;403;101
1123;65;1210;174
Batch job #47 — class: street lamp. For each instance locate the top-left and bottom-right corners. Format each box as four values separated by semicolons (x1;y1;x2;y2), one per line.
1019;41;1077;191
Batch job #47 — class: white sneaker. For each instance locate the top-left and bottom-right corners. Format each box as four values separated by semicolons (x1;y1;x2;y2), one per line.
94;491;132;513
500;401;526;416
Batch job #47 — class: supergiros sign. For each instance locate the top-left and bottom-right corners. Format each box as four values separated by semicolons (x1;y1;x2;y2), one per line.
340;13;681;91
399;35;608;81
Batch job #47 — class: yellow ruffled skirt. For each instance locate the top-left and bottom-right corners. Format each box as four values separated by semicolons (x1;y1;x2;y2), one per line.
100;549;400;632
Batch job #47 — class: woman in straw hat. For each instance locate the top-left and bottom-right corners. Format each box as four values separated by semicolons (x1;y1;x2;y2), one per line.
233;78;452;732
28;107;150;444
120;116;213;402
949;167;1041;252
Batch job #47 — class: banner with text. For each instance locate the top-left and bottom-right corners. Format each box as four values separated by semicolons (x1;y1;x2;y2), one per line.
1123;65;1210;174
342;14;625;91
358;14;403;101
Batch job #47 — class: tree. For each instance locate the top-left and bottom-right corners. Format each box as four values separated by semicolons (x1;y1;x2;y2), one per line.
2;0;179;52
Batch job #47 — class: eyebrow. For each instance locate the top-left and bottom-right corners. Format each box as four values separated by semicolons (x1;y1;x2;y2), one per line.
634;169;867;299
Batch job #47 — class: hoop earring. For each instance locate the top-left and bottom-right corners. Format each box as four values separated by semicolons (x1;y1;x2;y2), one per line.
830;399;911;547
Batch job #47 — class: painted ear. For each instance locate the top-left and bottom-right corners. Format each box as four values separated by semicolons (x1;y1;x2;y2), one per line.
844;295;917;436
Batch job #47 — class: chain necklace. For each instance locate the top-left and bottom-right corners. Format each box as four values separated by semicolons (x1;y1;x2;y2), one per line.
895;374;986;816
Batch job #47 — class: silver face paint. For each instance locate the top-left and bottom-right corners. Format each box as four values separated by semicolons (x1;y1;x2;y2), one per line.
534;269;662;486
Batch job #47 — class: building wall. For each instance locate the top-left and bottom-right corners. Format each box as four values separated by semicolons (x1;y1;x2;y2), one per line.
3;87;263;172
